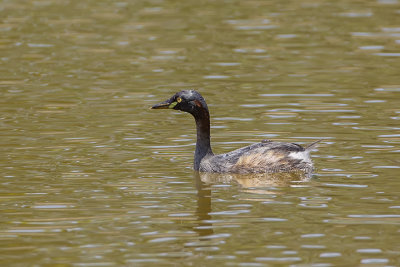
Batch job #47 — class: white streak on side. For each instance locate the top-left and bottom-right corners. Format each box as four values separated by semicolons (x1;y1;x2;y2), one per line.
289;151;311;163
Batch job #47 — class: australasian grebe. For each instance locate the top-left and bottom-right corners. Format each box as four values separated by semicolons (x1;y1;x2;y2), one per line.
152;90;320;174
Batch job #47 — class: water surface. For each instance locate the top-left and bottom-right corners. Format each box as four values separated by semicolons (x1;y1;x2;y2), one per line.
1;0;400;266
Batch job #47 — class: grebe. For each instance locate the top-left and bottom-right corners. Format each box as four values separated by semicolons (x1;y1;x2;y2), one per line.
152;90;320;174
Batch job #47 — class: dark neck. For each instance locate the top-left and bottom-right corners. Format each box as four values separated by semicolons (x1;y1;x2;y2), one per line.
193;108;213;170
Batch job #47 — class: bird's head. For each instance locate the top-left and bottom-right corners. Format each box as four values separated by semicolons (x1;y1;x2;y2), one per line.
151;90;208;116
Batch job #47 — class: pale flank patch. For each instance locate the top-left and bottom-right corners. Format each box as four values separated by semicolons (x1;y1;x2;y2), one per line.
235;150;286;167
289;151;311;163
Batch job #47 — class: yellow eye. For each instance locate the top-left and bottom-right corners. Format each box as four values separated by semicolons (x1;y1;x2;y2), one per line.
177;97;182;103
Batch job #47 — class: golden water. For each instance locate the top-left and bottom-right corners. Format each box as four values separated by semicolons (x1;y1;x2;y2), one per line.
1;0;400;265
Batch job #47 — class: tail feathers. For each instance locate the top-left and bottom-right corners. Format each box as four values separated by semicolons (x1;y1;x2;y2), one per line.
305;139;323;151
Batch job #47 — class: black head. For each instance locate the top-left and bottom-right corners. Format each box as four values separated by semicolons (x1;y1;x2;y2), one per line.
151;90;209;115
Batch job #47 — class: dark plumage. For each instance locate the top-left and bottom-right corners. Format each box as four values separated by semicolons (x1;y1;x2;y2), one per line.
152;90;320;174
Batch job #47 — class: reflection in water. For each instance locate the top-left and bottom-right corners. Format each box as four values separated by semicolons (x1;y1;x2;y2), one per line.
193;172;213;237
191;170;312;238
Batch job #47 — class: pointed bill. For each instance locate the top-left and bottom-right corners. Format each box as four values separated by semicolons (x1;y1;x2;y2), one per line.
151;99;177;109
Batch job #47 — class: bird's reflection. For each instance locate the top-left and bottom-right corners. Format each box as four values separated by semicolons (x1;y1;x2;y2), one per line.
193;172;214;237
192;171;311;238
